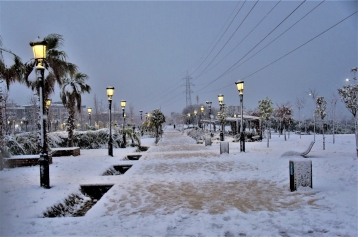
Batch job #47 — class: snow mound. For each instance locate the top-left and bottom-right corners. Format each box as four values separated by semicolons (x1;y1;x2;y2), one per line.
281;151;301;157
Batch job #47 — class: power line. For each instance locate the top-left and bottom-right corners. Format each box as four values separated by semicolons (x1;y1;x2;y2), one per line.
205;9;358;93
195;0;281;79
193;0;259;81
188;1;242;76
223;0;325;77
195;0;307;92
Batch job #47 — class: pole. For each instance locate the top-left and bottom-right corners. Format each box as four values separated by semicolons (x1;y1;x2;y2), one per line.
240;94;245;152
209;107;211;132
108;100;113;156
37;67;50;188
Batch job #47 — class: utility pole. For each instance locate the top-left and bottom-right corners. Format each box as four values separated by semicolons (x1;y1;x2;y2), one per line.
183;71;194;107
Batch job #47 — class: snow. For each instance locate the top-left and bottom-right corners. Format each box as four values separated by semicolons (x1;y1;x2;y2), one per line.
0;126;357;236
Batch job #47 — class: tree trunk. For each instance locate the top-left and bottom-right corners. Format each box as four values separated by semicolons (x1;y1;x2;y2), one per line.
67;106;75;147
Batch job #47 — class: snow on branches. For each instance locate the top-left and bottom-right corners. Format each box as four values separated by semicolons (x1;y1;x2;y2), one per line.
315;96;327;121
337;84;358;118
258;97;274;121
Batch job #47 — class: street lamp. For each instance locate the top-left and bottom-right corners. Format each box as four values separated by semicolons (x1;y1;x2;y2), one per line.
206;101;212;132
187;113;191;126
30;37;50;188
45;99;51;132
235;80;245;152
200;105;204;130
123;113;127;130
217;94;224;141
218;94;224;107
121;100;126;117
194;110;197;126
106;86;114;156
145;112;148;120
87;107;92;127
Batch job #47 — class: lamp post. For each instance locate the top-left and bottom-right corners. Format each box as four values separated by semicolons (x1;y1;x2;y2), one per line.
45;99;51;132
187;113;191;127
235;80;245;152
123;113;126;130
200;105;204;130
194;110;197;127
218;94;224;141
206;101;212;132
121;100;126;118
87;107;92;127
106;86;114;156
30;37;50;188
121;100;126;129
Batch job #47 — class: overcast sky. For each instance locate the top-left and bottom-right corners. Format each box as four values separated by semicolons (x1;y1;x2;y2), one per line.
1;0;357;118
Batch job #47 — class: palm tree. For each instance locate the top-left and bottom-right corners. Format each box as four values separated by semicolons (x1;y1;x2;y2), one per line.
23;34;77;101
0;37;25;90
0;37;26;169
60;72;91;147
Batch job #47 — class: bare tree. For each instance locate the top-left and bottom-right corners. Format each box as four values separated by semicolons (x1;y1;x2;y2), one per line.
315;97;327;150
295;97;306;139
328;93;339;144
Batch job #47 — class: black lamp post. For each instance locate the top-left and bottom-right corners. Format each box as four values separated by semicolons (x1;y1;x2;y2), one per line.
218;94;224;141
187;113;191;126
194;110;197;127
106;86;114;156
206;101;212;132
123;113;126;130
30;37;50;188
235;80;245;152
87;107;92;127
121;100;126;130
200;105;204;130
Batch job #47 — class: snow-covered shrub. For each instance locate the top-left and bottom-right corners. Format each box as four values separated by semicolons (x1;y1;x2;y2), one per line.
4;135;26;156
187;128;204;141
72;129;124;149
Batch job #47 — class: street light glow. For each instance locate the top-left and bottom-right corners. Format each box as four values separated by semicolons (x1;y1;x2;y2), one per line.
235;80;244;95
106;86;115;100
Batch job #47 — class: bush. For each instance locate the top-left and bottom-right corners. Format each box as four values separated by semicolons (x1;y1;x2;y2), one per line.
3;129;127;156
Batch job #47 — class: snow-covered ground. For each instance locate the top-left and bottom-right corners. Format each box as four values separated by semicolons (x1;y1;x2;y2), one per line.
0;126;357;236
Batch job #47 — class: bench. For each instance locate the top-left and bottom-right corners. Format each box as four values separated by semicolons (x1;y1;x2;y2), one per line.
301;141;315;158
4;155;53;168
281;141;315;158
51;147;80;157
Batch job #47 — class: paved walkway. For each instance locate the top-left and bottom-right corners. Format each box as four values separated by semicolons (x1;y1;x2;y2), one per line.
109;126;312;219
